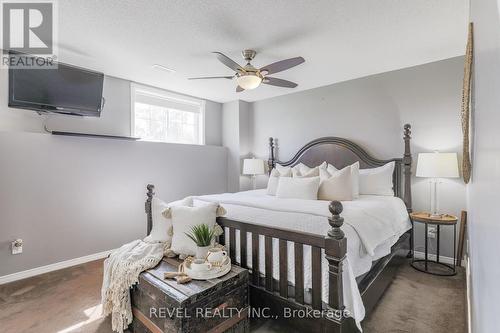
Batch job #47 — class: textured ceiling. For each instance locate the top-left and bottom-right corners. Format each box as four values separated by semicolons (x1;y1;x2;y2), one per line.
57;0;468;103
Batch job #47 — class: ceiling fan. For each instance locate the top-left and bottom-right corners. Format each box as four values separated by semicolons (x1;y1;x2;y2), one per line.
189;50;305;92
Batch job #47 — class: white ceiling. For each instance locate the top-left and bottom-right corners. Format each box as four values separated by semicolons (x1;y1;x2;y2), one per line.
58;0;468;103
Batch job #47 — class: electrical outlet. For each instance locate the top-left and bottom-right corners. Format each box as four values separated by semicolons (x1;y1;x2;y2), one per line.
11;239;23;255
427;227;436;239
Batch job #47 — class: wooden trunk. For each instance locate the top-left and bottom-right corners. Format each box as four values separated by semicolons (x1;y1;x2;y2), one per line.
130;257;249;333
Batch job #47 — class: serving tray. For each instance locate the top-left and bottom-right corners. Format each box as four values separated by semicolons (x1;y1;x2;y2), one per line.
183;257;232;280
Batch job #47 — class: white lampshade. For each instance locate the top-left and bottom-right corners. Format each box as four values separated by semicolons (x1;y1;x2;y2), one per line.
237;74;262;90
416;152;459;178
243;158;265;175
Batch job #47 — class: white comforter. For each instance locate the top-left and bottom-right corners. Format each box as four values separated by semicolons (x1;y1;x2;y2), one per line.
194;190;411;330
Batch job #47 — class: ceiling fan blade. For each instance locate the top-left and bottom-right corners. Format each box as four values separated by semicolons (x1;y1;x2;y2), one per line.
236;85;245;92
213;52;245;72
262;77;298;88
260;57;305;75
188;76;234;80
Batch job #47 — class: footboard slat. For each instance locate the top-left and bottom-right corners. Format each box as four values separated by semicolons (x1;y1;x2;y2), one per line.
294;243;304;304
219;227;225;246
252;233;260;286
265;236;273;291
279;239;288;298
229;227;236;263
240;228;247;269
312;246;322;310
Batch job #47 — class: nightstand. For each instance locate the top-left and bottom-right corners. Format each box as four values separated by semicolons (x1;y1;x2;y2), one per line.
409;212;457;276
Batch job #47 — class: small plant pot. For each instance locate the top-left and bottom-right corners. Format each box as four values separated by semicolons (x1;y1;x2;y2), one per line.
195;245;211;259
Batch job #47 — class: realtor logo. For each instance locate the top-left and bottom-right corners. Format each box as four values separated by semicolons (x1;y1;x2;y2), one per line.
1;0;57;68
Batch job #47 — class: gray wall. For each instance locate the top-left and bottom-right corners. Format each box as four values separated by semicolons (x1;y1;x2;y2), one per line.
222;100;252;192
0;132;227;276
0;70;226;277
248;57;466;258
468;0;500;331
0;71;223;146
222;101;240;192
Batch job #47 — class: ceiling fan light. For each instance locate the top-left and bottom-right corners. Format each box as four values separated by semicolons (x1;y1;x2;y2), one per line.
237;74;262;90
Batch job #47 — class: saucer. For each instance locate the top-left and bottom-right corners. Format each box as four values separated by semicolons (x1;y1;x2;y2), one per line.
183;257;231;280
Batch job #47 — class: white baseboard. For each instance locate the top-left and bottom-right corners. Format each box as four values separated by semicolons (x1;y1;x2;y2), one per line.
413;251;459;266
0;249;112;285
465;253;471;333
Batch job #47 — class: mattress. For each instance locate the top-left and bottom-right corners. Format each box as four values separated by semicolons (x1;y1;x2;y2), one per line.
194;189;411;330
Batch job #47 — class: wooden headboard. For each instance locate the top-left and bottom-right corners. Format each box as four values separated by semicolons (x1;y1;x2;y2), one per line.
268;124;413;211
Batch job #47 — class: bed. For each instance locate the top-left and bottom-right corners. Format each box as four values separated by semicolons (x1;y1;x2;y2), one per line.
145;124;413;332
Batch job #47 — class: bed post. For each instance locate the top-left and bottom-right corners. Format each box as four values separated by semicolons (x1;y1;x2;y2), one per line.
146;184;155;235
325;200;347;321
403;124;412;212
268;137;275;175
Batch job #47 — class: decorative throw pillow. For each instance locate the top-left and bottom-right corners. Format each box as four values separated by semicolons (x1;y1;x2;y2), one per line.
318;166;354;201
292;162;326;177
326;163;338;176
143;197;193;243
276;164;292;176
295;167;319;178
170;202;226;256
325;162;360;198
292;163;308;177
359;162;395;196
276;176;320;200
267;164;292;195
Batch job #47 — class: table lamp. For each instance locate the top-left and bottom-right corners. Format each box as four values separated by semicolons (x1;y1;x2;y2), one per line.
416;152;459;217
243;158;265;190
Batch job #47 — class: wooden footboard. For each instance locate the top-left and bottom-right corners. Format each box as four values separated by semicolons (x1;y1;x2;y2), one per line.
217;200;344;310
216;204;410;333
216;200;352;331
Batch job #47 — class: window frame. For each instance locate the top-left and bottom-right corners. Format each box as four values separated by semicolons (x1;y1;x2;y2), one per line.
130;83;205;145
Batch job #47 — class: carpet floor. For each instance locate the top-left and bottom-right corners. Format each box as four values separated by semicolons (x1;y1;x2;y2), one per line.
0;259;466;333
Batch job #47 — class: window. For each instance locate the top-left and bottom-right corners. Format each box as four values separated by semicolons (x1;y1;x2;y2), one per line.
131;83;205;144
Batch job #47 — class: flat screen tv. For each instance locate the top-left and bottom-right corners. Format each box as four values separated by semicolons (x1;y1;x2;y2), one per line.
9;56;104;117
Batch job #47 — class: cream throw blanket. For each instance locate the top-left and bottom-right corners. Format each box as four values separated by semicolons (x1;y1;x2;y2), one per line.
101;239;165;333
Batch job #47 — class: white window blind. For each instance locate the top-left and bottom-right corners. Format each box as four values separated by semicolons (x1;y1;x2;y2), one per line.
131;84;205;144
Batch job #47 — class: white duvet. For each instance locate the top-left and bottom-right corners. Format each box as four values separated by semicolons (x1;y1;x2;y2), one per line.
194;190;411;330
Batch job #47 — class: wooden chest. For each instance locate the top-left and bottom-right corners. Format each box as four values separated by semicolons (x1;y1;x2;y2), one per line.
130;257;249;333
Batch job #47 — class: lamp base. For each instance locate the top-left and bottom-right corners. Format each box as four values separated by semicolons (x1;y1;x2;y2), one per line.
429;213;443;219
251;175;257;190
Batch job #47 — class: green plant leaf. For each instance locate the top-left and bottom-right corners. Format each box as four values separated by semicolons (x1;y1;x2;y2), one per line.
184;223;216;247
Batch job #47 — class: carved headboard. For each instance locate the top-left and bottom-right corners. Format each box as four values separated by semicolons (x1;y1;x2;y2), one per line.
268;124;412;211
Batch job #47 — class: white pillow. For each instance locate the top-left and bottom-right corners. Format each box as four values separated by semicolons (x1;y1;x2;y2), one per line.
325;162;360;198
267;175;280;196
144;197;193;243
292;162;326;177
319;168;332;183
359;162;395;196
295;167;320;178
267;164;292;195
276;176;320;200
292;163;308;177
170;203;221;256
276;164;292;176
318;166;353;201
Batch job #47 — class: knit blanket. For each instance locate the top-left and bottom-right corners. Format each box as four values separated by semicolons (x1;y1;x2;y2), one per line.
101;239;165;333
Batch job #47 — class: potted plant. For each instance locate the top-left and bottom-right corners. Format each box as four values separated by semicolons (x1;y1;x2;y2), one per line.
185;224;216;259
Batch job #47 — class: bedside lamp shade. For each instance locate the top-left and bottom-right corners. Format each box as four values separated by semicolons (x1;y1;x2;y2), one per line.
416;153;459;178
243;158;265;176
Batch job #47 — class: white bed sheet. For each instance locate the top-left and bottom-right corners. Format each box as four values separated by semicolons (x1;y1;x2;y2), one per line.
194;190;411;330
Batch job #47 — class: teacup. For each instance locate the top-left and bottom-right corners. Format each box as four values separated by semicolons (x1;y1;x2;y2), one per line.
207;248;228;264
190;259;212;272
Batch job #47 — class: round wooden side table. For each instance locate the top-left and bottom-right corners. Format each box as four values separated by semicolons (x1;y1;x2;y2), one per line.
409;212;457;276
